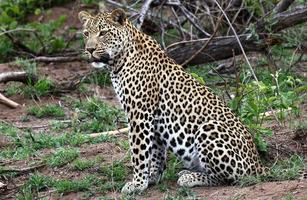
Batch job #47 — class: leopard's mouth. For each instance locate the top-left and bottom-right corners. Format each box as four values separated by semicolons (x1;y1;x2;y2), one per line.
90;53;111;69
96;53;110;63
85;52;110;64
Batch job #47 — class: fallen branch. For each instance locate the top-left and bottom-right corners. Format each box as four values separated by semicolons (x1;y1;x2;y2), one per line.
257;6;307;33
0;163;45;175
0;71;38;84
273;0;295;13
167;34;265;65
89;127;129;138
0;93;20;108
167;6;307;66
30;56;83;63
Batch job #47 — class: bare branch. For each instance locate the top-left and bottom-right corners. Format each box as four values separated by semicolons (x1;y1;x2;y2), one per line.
0;71;38;84
0;163;45;175
167;5;307;66
0;93;20;108
274;0;295;13
213;0;258;83
173;0;211;37
271;6;307;32
181;15;223;66
135;0;154;29
30;56;83;62
89;127;129;138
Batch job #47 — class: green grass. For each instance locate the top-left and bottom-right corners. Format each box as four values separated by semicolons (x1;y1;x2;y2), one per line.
17;173;99;198
54;176;94;194
72;158;96;171
100;161;127;182
163;154;182;181
84;70;112;86
238;155;306;187
0;128;116;160
45;148;79;167
72;97;124;133
27;104;65;118
0;121;18;137
23;78;55;97
4;83;23;96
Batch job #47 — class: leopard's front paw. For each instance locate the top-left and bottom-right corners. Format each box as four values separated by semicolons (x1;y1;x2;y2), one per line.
121;181;148;194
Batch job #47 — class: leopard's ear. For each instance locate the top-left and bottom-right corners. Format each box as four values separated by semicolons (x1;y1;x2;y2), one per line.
78;11;92;25
110;9;126;25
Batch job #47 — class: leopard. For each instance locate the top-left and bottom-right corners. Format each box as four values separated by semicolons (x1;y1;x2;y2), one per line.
78;9;266;194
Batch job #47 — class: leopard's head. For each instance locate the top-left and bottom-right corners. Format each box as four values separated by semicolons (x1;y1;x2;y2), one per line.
79;9;129;68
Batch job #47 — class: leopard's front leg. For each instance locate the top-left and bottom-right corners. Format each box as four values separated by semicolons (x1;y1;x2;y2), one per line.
121;118;154;194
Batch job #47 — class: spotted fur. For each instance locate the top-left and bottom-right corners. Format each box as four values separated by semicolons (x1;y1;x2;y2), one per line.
79;9;266;194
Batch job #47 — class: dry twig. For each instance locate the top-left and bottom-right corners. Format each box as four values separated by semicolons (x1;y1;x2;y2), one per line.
89;127;129;138
135;0;154;29
213;0;258;83
0;93;20;108
30;56;83;63
0;71;38;84
0;163;45;175
181;15;223;66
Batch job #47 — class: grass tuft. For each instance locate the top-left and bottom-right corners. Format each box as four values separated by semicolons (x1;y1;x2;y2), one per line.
45;148;79;167
27;104;65;118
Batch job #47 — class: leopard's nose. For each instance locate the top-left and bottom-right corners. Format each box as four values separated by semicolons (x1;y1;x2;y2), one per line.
86;47;95;54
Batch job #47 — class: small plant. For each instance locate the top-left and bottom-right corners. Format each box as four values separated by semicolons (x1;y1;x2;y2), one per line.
72;97;123;133
23;78;54;98
16;173;53;200
0;121;18;137
54;176;93;194
269;155;305;181
72;158;95;171
237;174;262;187
84;70;112;86
45;148;79;167
100;161;127;182
27;104;65;118
4;83;23;96
163;154;182;181
164;186;196;200
238;155;306;187
17;173;98;198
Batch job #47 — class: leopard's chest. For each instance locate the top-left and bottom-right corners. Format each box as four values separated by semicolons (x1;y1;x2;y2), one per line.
111;76;124;105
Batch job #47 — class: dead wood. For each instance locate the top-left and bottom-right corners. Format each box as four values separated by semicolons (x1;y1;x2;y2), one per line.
135;0;155;29
167;34;265;65
0;93;20;108
167;6;307;66
30;56;83;63
0;163;45;175
89;127;129;138
273;0;295;13
0;71;38;84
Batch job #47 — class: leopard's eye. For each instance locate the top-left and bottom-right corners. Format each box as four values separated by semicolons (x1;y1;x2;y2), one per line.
83;30;89;37
99;30;108;37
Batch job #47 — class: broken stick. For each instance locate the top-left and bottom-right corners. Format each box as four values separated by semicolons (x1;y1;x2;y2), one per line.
0;93;20;108
89;127;129;138
0;71;38;84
